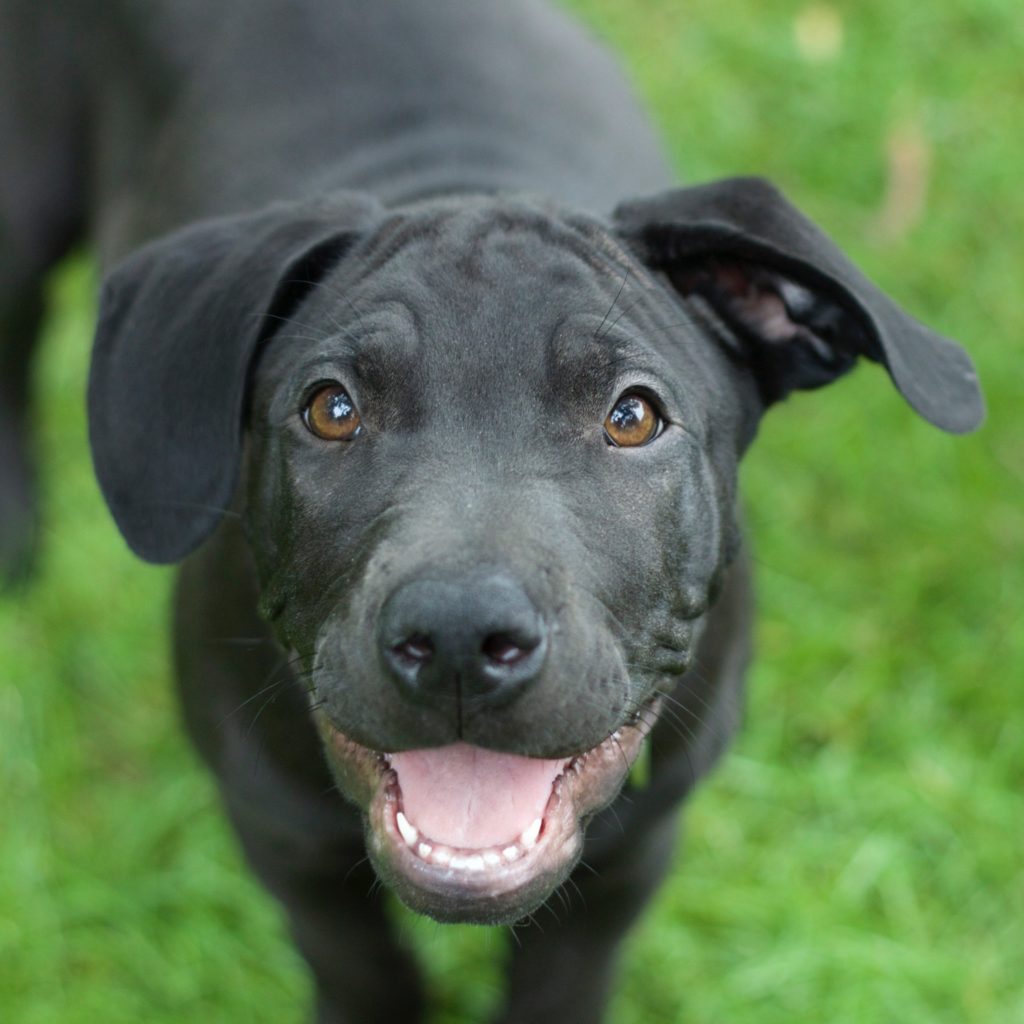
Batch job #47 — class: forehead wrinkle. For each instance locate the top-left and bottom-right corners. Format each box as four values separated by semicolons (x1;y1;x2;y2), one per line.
343;197;645;294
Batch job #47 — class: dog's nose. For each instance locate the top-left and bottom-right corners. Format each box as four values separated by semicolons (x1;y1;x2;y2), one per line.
378;573;548;708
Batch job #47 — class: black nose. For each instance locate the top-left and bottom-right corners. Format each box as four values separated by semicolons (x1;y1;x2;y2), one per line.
378;572;548;709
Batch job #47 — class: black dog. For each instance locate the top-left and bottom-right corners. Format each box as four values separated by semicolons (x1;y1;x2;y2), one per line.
2;1;983;1021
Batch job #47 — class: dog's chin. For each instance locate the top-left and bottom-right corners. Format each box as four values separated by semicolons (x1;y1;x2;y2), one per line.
313;700;661;925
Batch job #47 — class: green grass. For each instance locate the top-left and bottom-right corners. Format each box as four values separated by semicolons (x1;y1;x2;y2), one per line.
2;1;1023;1021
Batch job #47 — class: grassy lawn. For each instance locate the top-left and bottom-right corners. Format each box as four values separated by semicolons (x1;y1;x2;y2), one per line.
2;1;1022;1022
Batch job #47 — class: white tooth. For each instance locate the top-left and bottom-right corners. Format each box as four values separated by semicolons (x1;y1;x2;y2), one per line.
396;811;418;847
483;851;501;867
520;818;542;849
465;855;485;872
502;846;521;861
432;848;451;865
449;854;469;870
417;842;433;859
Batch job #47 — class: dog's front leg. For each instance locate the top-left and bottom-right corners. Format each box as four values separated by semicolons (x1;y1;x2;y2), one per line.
496;808;680;1024
173;532;426;1024
230;821;425;1024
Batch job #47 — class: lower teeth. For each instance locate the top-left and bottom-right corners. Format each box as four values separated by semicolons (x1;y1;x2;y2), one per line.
395;814;542;868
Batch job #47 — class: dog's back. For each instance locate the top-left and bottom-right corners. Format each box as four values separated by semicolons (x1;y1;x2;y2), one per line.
19;0;672;261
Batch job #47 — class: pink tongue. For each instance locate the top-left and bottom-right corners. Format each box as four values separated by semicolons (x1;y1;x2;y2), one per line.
390;743;565;849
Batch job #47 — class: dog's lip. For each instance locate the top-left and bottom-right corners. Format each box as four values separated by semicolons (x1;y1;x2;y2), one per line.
313;698;661;921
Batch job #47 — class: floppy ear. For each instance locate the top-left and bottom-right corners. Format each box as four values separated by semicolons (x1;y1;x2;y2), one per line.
88;194;381;564
613;177;984;433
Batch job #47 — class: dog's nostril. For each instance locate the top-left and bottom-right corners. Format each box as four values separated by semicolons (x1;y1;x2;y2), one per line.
391;635;434;666
480;632;536;667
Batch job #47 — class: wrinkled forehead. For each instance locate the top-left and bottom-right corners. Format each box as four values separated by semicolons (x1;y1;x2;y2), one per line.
340;201;637;327
264;201;665;387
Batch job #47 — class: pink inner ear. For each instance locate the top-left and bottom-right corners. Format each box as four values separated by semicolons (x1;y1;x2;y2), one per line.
711;264;798;342
673;260;805;344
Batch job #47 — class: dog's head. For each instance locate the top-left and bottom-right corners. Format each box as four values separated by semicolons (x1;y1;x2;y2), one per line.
89;178;982;922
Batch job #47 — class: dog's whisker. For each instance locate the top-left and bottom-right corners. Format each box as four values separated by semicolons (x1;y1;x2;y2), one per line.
596;291;648;341
220;678;288;726
271;330;338;346
564;874;586;908
573;857;600;881
343;854;372;886
595;265;631;341
292;275;364;320
254;310;331;338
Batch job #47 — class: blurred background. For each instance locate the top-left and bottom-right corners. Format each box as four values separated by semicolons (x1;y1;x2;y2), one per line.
1;1;1021;1021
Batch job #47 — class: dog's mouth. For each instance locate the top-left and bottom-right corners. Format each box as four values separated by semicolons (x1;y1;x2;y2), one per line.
313;698;661;924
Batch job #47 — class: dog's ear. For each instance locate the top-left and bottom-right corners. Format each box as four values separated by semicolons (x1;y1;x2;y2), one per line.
88;194;381;564
613;176;983;433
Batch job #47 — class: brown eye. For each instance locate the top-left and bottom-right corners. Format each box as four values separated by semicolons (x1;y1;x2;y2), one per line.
604;393;661;448
302;384;362;441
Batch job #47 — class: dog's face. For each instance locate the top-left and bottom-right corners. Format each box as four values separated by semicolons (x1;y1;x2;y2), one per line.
244;199;744;919
88;180;982;924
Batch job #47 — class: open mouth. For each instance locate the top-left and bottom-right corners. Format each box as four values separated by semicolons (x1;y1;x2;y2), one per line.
313;698;661;924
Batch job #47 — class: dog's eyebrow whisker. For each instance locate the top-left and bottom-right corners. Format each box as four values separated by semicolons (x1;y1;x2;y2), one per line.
597;290;648;342
255;310;329;336
272;330;335;346
254;309;331;342
278;276;368;342
288;276;363;319
595;265;632;341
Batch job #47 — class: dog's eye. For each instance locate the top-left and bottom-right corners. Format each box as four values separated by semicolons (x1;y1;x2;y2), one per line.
302;383;362;441
604;393;661;448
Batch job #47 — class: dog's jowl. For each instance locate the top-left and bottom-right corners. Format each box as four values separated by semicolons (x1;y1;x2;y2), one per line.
2;1;982;1021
